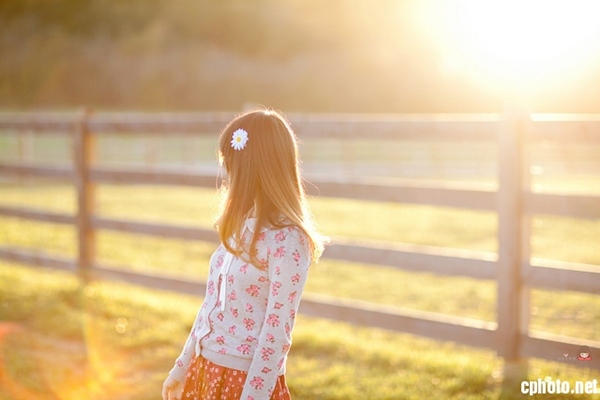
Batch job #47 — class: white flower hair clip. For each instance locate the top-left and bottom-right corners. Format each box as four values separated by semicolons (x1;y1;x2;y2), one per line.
231;128;249;151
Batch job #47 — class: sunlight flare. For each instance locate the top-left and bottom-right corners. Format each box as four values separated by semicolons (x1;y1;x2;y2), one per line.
429;0;600;98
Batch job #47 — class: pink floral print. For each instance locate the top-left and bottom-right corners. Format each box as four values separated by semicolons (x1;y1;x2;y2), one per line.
266;313;280;327
291;273;301;284
228;290;237;301
169;224;309;400
215;254;224;268
258;258;268;270
246;284;260;297
271;281;282;296
237;344;251;355
273;246;285;258
288;291;297;303
244;317;255;331
275;231;286;243
250;376;264;390
261;347;275;361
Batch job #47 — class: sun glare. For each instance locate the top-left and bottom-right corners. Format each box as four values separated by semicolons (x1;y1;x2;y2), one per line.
429;1;600;98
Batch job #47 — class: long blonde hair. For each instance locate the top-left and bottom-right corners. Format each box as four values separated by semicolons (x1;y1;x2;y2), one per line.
214;108;326;266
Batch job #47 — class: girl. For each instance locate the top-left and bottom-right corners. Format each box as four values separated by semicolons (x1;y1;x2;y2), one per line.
162;109;326;400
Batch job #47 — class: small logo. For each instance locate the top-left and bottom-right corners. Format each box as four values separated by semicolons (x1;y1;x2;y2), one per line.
577;346;592;361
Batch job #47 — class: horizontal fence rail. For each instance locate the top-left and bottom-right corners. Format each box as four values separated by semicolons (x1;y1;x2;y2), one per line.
1;163;597;220
0;111;599;373
1;110;599;139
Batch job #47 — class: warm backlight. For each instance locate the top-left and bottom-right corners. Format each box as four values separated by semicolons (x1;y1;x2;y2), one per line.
430;1;600;96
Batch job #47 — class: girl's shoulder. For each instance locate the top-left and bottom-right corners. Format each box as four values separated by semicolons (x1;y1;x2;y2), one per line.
250;216;309;255
263;223;308;250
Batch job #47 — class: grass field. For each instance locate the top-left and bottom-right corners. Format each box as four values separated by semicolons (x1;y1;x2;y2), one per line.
0;179;599;399
2;263;600;400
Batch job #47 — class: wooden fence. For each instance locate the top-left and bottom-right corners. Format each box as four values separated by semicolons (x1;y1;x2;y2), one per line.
0;110;599;374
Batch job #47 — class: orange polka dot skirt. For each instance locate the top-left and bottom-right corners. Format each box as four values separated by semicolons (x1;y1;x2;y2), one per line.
181;354;291;400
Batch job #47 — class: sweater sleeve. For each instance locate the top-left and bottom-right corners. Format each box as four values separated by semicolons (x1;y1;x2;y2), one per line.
240;227;311;400
169;302;206;382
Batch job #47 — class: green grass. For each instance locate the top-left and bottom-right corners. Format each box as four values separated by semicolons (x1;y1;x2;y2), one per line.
1;181;599;260
0;182;599;335
0;181;599;399
2;262;600;400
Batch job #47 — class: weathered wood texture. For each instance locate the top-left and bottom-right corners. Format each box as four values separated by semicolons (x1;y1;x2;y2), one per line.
527;193;600;220
524;259;600;294
0;112;78;132
91;218;219;242
0;206;74;224
1;111;599;140
0;246;76;272
496;111;529;361
92;263;208;297
287;113;500;140
90;167;219;187
305;176;496;210
74;110;96;280
1;111;599;371
2;164;597;219
298;292;498;349
88;112;235;134
323;238;496;280
0;164;73;179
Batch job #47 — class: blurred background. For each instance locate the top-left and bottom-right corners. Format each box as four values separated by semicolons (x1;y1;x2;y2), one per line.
2;0;600;113
1;1;600;399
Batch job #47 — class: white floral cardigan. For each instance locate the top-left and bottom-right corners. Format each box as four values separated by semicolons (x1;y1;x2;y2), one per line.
169;218;311;400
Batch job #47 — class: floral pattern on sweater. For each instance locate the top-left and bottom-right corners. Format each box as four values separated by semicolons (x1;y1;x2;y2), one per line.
169;218;310;400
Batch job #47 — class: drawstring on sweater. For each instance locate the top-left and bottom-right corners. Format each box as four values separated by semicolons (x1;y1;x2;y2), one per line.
194;218;257;356
218;218;256;312
219;251;235;312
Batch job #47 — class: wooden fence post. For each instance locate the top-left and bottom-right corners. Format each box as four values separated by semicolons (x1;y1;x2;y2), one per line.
74;108;96;282
497;108;531;383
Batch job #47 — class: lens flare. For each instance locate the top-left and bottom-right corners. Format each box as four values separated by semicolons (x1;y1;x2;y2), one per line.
427;0;600;101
